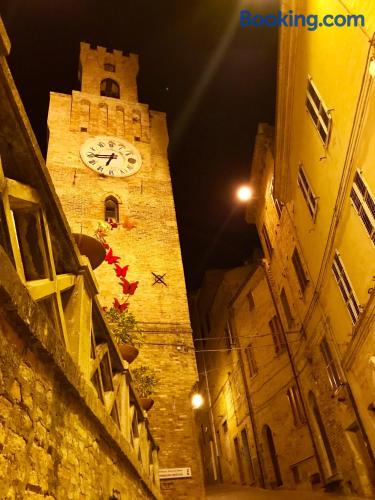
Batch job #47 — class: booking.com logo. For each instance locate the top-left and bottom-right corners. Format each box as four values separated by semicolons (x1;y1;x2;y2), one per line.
240;10;365;31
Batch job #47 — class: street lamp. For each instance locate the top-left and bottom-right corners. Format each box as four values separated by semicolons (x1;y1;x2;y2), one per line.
192;392;204;409
236;185;253;202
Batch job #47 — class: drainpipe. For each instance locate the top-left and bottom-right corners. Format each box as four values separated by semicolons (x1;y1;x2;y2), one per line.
261;261;326;484
229;308;265;488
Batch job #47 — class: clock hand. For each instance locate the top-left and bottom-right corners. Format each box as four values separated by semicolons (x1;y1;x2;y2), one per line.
93;154;118;159
106;153;116;166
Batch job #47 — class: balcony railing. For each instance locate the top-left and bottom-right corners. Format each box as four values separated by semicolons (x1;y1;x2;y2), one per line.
0;162;160;494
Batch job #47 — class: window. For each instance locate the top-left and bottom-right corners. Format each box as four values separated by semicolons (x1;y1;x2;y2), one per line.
247;291;255;311
332;251;361;324
297;164;318;221
270;177;283;218
350;171;375;245
320;336;341;390
306;77;332;146
280;288;293;329
100;78;120;98
292;248;309;293
245;344;257;377
104;196;119;222
104;62;115;72
224;319;234;350
269;315;285;354
287;385;306;426
261;223;273;258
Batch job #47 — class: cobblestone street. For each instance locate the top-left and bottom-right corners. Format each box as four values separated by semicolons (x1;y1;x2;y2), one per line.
205;484;363;500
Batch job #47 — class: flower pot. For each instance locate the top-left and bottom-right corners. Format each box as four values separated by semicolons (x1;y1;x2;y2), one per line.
118;343;139;363
140;398;154;411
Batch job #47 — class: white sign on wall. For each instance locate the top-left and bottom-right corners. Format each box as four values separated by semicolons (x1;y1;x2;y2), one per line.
159;467;192;480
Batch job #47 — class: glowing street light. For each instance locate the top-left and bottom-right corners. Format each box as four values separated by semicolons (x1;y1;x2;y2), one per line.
236;185;253;202
192;393;204;409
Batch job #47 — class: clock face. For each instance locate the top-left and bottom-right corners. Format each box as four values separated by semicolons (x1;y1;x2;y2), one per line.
80;136;142;177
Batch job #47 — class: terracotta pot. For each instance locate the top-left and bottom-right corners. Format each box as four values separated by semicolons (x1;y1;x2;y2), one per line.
140;398;154;411
118;343;139;363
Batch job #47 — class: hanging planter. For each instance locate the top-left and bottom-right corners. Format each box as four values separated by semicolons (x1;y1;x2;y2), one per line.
118;343;139;363
132;366;159;412
140;398;154;411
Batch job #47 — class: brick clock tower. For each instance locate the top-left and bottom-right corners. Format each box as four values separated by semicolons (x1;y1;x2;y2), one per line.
46;43;204;499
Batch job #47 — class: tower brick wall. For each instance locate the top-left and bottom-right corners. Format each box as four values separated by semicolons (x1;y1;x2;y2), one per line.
46;43;205;499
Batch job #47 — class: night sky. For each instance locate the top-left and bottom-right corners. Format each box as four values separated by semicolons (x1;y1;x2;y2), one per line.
1;0;278;290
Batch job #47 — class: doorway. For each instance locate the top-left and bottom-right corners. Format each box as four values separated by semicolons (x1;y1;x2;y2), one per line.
262;425;283;487
234;437;245;484
308;391;337;479
241;428;255;483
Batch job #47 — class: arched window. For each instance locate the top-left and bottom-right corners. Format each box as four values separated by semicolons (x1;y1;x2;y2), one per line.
104;196;119;222
104;62;115;72
100;78;120;98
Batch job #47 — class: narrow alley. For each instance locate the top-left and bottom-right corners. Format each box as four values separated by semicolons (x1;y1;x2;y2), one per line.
205;485;363;500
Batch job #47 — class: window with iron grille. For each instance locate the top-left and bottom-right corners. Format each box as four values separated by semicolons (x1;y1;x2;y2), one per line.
261;223;273;258
350;171;375;245
332;252;361;324
306;77;332;146
320;336;341;390
104;196;119;222
245;344;257;377
247;291;255;311
292;248;309;293
280;288;293;329
297;164;318;221
287;385;306;426
269;315;285;354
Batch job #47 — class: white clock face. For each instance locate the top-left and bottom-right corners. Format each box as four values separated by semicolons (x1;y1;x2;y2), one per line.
80;136;142;177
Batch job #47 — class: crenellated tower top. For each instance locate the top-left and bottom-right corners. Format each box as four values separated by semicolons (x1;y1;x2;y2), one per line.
79;42;139;102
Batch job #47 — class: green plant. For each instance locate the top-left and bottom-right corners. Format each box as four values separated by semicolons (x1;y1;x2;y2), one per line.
104;307;143;346
132;366;159;398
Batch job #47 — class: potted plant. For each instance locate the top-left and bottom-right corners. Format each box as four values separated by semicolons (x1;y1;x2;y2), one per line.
105;307;143;363
132;366;159;411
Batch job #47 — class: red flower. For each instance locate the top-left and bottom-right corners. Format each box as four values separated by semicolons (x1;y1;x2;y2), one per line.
103;242;109;249
105;248;120;265
115;264;129;278
120;278;139;295
113;298;129;312
108;218;118;229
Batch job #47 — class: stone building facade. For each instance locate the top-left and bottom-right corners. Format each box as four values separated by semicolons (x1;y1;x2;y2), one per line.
192;0;375;497
46;42;204;499
0;19;161;500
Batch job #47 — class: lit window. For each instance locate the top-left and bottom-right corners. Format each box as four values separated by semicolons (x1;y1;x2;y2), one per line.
292;248;309;293
306;77;332;146
261;223;273;258
104;62;115;72
320;336;341;390
104;196;119;222
287;385;306;426
297;164;318;221
332;252;361;324
245;344;257;377
100;78;120;98
350;171;375;245
269;315;285;355
280;288;293;329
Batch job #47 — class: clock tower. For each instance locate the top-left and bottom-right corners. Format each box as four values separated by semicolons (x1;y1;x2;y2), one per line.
46;42;204;499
